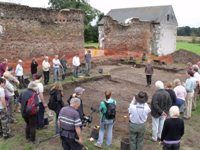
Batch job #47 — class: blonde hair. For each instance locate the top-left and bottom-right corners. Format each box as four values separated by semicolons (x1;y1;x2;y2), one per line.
51;82;63;91
173;79;181;86
169;106;180;117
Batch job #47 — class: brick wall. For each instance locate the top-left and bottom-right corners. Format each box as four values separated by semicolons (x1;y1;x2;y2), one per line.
0;2;84;60
101;16;152;51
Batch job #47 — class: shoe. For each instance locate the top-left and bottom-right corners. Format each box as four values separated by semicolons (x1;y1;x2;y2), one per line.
94;143;102;148
3;134;14;139
183;117;190;120
151;138;157;142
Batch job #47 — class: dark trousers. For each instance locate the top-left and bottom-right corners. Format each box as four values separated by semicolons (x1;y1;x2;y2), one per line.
163;143;180;150
146;75;152;85
43;71;49;85
73;66;79;78
17;76;26;89
23;115;37;142
61;136;83;150
37;103;45;129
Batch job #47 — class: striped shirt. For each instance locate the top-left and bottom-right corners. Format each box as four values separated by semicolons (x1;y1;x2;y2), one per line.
58;106;82;138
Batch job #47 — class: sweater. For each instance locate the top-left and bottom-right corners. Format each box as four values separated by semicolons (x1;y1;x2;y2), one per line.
151;89;172;118
165;89;176;106
161;118;184;141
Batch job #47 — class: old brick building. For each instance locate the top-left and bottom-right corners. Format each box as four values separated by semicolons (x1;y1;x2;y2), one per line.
0;2;84;60
99;5;178;56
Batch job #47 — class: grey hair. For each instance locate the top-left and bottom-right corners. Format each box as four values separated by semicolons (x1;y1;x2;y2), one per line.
70;98;81;106
155;80;164;89
173;79;181;86
169;106;180;117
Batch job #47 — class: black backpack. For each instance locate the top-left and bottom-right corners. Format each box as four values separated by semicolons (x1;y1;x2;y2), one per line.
48;93;57;111
104;101;116;119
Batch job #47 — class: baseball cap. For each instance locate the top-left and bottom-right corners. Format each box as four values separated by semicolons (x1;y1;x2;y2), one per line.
74;87;85;94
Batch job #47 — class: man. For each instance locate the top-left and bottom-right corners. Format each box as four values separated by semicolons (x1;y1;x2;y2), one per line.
184;70;196;119
0;58;8;77
15;59;26;89
58;97;83;150
0;77;12;139
60;54;68;80
85;50;92;76
42;56;51;85
151;81;172;142
18;82;39;143
193;66;200;110
52;55;62;81
67;87;85;122
145;60;154;86
72;53;80;78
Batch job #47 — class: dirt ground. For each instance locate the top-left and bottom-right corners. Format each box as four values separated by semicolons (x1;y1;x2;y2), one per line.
39;64;200;150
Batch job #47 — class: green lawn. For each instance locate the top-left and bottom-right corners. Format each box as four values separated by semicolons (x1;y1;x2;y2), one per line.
84;42;99;48
176;41;200;55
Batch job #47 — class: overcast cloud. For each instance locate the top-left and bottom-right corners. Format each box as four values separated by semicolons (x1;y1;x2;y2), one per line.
0;0;199;27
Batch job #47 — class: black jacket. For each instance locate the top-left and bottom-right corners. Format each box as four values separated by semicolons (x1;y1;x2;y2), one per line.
49;89;64;116
31;61;38;74
165;89;177;106
151;89;172;118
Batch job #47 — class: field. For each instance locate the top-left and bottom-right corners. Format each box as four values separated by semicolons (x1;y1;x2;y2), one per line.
176;41;200;55
1;64;200;150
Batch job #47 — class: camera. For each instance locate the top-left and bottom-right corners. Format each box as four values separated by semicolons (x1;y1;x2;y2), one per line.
82;107;97;127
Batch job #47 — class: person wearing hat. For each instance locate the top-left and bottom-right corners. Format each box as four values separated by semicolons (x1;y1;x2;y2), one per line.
151;81;172;142
128;91;151;150
67;87;85;122
18;81;39;143
161;106;184;150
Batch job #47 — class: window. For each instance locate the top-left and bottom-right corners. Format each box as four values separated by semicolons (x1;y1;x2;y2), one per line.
167;15;170;21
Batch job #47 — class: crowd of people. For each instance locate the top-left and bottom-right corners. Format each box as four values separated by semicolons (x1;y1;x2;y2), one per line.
0;53;200;150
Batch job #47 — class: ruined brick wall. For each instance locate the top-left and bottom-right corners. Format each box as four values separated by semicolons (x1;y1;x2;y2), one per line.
102;16;152;51
0;2;84;60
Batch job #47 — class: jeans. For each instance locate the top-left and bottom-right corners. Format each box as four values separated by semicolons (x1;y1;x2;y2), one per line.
43;71;49;85
175;99;185;113
61;68;67;80
37;103;45;129
129;122;145;150
23;115;37;142
73;66;79;78
146;75;152;85
184;92;194;118
163;143;180;150
61;136;83;150
97;119;114;146
85;62;91;75
152;116;165;141
53;68;59;81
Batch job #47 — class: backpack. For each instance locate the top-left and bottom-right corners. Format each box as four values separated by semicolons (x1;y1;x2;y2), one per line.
104;101;116;119
48;93;58;111
25;93;37;116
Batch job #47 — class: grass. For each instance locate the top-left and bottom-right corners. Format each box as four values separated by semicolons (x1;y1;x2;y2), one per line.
84;42;99;49
176;41;200;55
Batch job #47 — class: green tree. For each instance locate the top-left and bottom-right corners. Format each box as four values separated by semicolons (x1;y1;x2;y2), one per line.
49;0;101;42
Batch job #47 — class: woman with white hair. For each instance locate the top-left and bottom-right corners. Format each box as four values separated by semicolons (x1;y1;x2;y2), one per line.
161;106;184;150
42;56;51;85
15;59;26;89
173;79;187;112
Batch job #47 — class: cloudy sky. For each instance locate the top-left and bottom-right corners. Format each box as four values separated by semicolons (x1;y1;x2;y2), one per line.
0;0;199;27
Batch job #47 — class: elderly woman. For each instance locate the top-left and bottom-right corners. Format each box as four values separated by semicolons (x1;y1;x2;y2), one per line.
128;91;151;150
161;106;184;150
173;79;187;112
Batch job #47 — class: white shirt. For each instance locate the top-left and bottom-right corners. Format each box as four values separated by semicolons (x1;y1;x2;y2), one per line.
128;101;151;124
194;72;200;81
0;87;5;109
72;56;80;67
42;60;51;71
174;85;187;101
35;81;44;103
5;79;15;97
15;64;23;76
52;58;61;68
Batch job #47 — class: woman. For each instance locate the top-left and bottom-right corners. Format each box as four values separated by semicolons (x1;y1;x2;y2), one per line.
165;81;177;106
128;91;151;150
30;57;38;79
161;106;184;150
173;79;187;112
95;91;116;148
49;82;64;134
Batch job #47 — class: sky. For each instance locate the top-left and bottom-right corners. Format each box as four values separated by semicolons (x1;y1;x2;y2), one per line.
0;0;199;27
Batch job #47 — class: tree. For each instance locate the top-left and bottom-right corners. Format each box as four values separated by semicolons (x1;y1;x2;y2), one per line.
49;0;102;42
